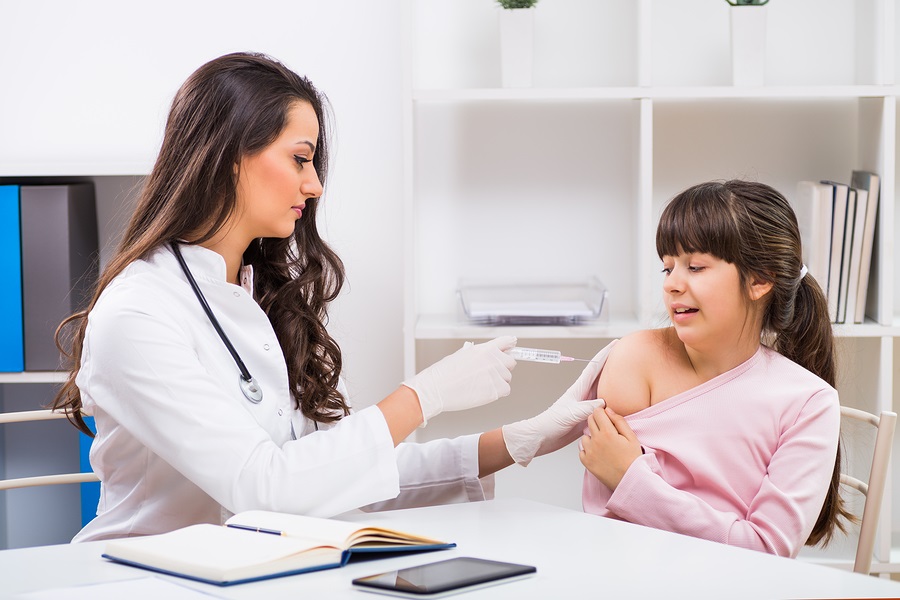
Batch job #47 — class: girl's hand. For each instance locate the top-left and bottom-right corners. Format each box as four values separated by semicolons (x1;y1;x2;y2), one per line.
579;406;643;490
502;340;618;466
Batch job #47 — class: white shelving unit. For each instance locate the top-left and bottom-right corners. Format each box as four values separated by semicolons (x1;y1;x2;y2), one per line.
403;0;899;572
0;175;142;549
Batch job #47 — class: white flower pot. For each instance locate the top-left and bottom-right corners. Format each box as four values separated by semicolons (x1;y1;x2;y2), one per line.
729;5;767;86
499;8;535;88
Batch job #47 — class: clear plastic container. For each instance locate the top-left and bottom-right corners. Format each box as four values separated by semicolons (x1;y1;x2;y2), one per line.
458;277;607;326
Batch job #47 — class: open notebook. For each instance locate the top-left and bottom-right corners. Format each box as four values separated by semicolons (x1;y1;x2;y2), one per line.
102;510;455;586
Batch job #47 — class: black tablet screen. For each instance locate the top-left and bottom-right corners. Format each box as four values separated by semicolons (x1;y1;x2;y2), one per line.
353;557;536;595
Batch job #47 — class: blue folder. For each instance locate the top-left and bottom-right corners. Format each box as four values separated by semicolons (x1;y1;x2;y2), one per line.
0;185;24;372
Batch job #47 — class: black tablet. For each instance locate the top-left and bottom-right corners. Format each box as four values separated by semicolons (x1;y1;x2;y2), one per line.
351;557;536;598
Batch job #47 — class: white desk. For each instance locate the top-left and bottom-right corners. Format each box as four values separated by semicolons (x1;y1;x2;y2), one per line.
4;498;900;599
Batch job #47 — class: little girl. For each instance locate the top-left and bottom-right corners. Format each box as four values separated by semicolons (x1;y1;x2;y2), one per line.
578;180;848;558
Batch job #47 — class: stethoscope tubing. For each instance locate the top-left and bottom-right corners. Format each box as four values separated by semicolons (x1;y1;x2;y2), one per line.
171;242;263;403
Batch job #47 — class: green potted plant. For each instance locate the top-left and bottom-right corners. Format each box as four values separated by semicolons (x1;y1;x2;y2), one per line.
496;0;538;87
497;0;538;7
727;0;769;85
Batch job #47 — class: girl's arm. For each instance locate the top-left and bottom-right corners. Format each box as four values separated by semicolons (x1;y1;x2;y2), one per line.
594;331;655;417
584;392;840;558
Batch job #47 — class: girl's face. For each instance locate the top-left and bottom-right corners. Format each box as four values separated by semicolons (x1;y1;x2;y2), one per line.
661;252;754;350
233;101;323;242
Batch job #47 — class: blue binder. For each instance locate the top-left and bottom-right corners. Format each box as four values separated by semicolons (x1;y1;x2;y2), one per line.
0;185;24;371
80;416;99;527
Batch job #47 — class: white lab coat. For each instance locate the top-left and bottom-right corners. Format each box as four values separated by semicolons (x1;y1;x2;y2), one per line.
72;244;491;543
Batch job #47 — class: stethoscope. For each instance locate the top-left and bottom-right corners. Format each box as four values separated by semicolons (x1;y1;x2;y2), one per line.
171;242;264;404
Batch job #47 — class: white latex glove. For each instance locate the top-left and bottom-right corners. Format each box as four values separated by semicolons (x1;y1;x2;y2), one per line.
403;336;517;426
502;339;618;466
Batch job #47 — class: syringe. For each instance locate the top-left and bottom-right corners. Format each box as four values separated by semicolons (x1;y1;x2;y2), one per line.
507;347;594;364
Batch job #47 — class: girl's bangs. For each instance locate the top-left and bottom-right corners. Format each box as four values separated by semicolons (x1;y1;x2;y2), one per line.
656;186;739;262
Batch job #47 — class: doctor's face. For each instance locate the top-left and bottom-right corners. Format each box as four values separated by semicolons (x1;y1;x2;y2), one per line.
233;101;323;241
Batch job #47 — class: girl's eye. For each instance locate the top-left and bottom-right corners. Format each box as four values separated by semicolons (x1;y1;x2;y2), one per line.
293;155;310;167
661;267;672;275
689;265;704;272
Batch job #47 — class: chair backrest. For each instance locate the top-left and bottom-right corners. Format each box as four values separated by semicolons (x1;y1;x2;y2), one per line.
839;406;897;575
0;410;99;491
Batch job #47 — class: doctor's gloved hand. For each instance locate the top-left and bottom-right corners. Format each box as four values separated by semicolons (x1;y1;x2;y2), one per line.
403;336;517;426
501;340;617;466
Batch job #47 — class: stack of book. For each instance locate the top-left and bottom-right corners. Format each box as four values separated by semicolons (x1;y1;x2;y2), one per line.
0;183;99;372
792;171;880;325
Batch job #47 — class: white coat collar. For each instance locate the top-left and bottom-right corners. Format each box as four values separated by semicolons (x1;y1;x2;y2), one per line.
164;243;254;295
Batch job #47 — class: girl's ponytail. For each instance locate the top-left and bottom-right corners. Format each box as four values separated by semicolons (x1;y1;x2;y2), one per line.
774;271;848;546
774;272;835;388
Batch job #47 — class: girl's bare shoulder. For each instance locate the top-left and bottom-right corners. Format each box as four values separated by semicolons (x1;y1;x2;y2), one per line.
597;329;672;415
608;328;673;367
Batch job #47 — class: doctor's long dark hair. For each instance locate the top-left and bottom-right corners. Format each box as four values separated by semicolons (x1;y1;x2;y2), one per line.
53;52;350;434
656;180;850;547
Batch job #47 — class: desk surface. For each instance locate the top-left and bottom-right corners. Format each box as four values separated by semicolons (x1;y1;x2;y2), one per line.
5;498;900;599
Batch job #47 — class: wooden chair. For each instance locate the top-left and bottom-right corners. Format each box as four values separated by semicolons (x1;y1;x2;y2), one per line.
0;410;98;491
839;406;896;575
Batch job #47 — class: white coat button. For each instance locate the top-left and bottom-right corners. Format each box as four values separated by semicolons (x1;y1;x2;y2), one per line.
278;409;284;416
264;344;270;351
233;291;240;297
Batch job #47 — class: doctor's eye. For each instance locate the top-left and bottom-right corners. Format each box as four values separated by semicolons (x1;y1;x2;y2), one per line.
293;155;311;168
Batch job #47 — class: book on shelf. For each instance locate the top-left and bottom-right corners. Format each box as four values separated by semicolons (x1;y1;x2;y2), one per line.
0;185;24;372
20;184;99;371
836;187;857;324
793;181;834;289
795;175;880;326
820;180;849;323
841;186;868;324
102;509;456;586
849;170;880;324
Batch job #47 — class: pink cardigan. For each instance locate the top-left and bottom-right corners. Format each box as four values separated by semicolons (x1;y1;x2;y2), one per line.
582;345;840;558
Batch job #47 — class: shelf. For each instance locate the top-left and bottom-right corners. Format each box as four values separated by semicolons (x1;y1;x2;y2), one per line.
403;0;900;571
413;85;898;103
415;314;641;340
879;533;900;574
0;372;67;384
833;322;900;338
0;162;150;178
416;315;900;341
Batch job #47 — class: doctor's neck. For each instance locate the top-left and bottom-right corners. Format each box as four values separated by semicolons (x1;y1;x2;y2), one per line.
199;236;248;286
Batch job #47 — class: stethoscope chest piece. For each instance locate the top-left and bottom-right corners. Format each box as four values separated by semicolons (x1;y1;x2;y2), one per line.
171;242;266;405
240;375;263;404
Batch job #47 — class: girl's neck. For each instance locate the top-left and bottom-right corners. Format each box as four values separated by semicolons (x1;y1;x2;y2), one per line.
673;327;761;382
676;298;768;381
683;341;760;381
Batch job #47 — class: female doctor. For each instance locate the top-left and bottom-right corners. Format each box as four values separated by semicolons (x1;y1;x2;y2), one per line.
54;52;601;542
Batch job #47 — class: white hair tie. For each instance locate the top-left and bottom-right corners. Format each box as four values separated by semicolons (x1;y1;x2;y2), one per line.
800;264;808;279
